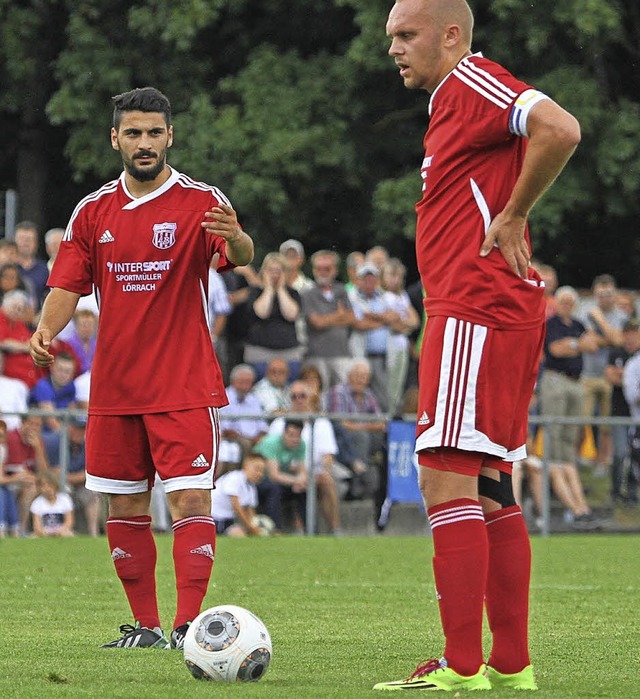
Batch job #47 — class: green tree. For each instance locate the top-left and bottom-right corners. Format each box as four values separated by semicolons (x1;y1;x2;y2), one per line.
1;0;639;286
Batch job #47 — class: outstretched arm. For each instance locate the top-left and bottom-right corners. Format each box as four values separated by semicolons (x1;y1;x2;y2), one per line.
29;288;81;367
480;99;581;277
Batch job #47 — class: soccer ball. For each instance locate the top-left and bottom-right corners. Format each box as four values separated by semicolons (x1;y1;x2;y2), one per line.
251;514;276;536
183;605;272;682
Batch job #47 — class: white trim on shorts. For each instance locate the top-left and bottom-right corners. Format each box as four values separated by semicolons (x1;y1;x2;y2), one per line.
163;467;215;493
85;474;149;495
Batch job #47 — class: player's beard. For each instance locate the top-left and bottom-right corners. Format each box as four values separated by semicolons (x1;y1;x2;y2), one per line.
122;148;167;182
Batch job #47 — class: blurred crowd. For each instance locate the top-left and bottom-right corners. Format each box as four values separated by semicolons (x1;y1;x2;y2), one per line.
2;220;639;536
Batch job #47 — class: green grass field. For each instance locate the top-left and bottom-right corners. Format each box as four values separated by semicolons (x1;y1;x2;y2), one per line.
0;534;637;698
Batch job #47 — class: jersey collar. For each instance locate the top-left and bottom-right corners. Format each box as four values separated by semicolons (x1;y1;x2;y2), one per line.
120;166;180;210
428;51;483;117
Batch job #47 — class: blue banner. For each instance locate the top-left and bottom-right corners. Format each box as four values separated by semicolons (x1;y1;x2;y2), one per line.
387;420;423;504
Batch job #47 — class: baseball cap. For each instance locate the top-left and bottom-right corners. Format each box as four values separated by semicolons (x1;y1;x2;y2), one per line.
279;239;304;256
356;262;380;278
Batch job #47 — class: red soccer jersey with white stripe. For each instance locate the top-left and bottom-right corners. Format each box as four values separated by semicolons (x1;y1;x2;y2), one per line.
416;53;547;330
48;167;234;415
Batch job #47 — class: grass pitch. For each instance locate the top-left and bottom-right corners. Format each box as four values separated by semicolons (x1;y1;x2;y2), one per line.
0;533;637;698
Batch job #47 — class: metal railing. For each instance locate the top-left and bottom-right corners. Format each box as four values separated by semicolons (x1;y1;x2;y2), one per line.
3;408;637;536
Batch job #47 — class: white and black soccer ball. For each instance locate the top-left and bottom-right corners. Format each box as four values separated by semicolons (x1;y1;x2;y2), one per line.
251;514;276;537
183;605;272;682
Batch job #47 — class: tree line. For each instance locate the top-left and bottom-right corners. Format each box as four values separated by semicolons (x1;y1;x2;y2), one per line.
1;0;639;287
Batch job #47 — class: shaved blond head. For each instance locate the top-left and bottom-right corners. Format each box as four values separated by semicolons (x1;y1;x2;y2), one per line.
396;0;474;46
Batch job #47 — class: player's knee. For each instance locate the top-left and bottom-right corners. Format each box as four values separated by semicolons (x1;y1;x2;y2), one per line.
168;488;211;520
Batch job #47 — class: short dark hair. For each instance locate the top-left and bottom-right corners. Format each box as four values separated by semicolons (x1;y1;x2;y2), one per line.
112;87;172;129
592;273;616;290
284;419;304;432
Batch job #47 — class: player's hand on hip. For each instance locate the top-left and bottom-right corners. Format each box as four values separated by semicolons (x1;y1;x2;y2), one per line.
479;210;530;279
202;203;241;241
29;329;55;367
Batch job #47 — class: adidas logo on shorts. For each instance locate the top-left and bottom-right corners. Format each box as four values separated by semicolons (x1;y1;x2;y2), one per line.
191;453;210;468
190;544;214;560
418;411;431;426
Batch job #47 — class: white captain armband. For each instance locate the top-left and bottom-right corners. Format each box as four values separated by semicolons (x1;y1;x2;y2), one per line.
508;89;550;138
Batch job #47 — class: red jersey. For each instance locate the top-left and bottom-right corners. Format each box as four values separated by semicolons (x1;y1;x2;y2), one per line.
0;310;43;387
416;53;548;330
48;167;235;415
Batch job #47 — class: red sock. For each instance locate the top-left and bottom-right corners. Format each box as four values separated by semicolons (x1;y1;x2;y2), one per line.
428;498;488;676
172;516;216;629
106;515;160;629
485;505;532;673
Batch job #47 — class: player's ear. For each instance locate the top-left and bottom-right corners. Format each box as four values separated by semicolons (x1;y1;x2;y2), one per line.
443;23;462;48
110;128;120;151
167;125;174;149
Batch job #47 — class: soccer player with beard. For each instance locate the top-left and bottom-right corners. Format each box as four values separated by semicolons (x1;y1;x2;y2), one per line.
374;0;580;692
29;87;254;650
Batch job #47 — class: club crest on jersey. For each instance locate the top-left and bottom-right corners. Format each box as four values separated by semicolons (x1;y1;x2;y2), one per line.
152;222;177;249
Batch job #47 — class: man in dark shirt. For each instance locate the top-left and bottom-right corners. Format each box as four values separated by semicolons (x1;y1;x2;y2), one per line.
605;319;640;502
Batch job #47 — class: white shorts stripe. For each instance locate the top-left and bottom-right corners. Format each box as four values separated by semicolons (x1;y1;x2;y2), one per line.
85;473;149;494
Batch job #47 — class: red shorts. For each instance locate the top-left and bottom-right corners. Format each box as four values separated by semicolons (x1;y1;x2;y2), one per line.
415;316;543;474
85;407;220;495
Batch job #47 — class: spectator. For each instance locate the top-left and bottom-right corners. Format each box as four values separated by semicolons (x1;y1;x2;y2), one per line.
253;357;291;415
299;363;327;410
344;251;365;293
532;260;559;319
254;419;307;533
74;370;91;411
243;252;303;378
0;262;35;305
348;262;403;412
0;350;29;430
279;238;313;358
605;319;640;503
0;290;42;388
46;416;101;537
365;245;390;273
29;351;77;435
301;249;355;390
326;358;387;503
403;278;426;393
0;419;20;537
65;309;98;375
218;364;269;473
14;220;49;308
220;264;261;377
621;334;640;504
615;289;638;322
207;259;232;372
211;452;266;537
5;414;49;534
539;286;601;528
44;227;65;273
0;238;18;266
268;381;343;534
580;274;627;475
30;470;75;537
279;239;313;293
381;258;421;416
